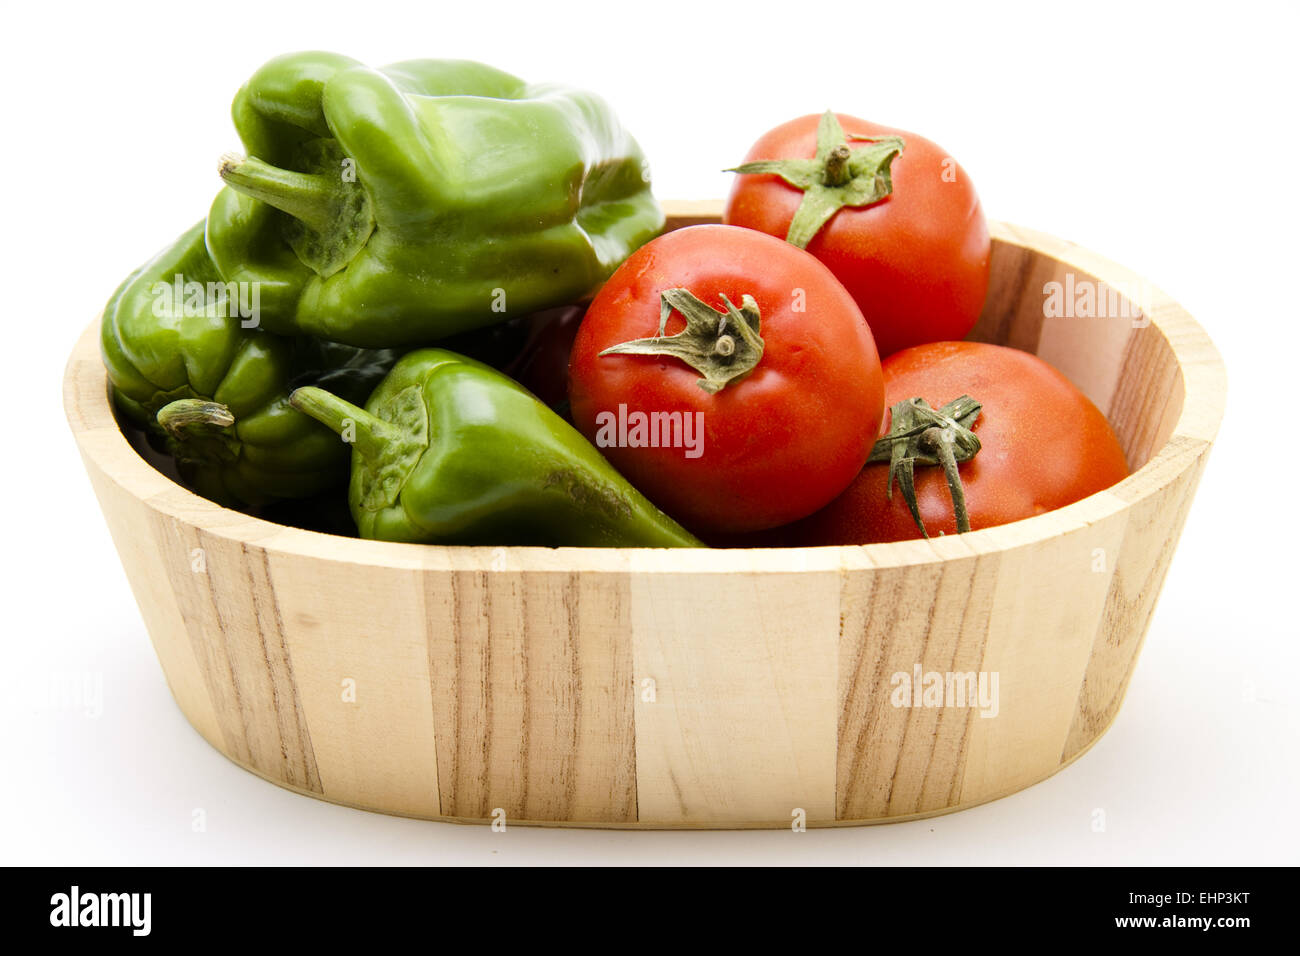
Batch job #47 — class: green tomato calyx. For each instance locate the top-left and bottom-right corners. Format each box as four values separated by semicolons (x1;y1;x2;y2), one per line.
599;287;765;395
870;395;982;537
727;110;904;248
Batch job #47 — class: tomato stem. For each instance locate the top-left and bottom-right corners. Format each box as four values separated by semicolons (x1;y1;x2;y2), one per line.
598;288;765;394
919;426;972;533
823;145;852;186
726;111;905;249
870;396;981;537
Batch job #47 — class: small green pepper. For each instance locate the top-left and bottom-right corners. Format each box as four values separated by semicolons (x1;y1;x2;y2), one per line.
208;52;664;348
101;220;399;505
289;350;702;547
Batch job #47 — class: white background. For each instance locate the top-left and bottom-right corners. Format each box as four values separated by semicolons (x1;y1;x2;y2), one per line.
2;0;1296;865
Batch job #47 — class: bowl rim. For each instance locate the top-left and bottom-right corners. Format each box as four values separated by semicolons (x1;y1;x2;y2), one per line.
65;205;1226;575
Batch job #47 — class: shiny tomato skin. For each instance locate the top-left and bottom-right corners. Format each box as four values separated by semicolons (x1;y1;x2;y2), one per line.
788;341;1129;544
569;225;884;535
725;114;991;358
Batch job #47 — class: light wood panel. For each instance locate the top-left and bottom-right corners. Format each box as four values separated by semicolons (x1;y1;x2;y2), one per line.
269;555;441;818
957;514;1127;804
836;545;999;819
630;566;839;826
424;567;637;823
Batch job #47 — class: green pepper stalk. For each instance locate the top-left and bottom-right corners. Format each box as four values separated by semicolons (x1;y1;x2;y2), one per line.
289;350;703;547
209;52;665;348
101;220;400;506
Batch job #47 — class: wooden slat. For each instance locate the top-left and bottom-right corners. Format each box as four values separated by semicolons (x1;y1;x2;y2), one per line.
269;556;441;817
1064;435;1211;759
424;567;637;823
957;514;1127;804
837;548;999;819
631;565;838;826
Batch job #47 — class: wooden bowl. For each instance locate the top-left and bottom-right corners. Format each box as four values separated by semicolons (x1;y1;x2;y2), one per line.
64;202;1225;828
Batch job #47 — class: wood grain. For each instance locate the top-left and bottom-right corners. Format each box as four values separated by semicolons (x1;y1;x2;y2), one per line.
270;555;441;817
63;202;1226;827
424;566;637;823
630;565;839;826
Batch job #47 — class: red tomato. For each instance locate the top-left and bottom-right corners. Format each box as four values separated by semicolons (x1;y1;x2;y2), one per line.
569;224;884;534
725;113;991;358
786;342;1129;543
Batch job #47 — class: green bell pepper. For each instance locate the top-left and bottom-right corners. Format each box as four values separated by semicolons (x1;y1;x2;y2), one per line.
101;220;399;506
208;52;663;348
289;350;702;547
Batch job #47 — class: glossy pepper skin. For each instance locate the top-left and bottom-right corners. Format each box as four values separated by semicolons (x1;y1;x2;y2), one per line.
208;52;664;348
289;350;702;547
101;221;399;506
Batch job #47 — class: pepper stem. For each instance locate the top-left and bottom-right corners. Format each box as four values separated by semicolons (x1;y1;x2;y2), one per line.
289;385;400;462
154;399;240;465
218;154;335;233
869;396;982;537
156;399;235;440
